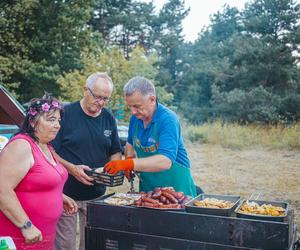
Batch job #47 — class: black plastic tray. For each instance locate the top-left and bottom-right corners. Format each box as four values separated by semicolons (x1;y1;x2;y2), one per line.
235;199;288;222
84;169;124;187
185;194;241;216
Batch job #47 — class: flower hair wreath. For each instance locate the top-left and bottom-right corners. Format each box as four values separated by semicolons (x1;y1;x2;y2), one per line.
28;100;62;117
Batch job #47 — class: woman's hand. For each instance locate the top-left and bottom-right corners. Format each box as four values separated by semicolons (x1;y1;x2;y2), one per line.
21;225;43;244
63;194;78;215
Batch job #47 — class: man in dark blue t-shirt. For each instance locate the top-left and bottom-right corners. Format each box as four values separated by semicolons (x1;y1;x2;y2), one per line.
53;72;122;250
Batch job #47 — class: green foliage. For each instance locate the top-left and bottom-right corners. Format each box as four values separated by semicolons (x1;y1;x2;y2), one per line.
211;85;280;123
185;126;209;143
0;0;101;102
279;94;300;122
155;0;189;92
243;0;299;39
57;46;172;121
178;0;300;124
90;0;156;58
1;0;300;126
91;0;190;96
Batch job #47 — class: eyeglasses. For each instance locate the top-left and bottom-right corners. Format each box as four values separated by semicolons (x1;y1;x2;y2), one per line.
87;87;110;102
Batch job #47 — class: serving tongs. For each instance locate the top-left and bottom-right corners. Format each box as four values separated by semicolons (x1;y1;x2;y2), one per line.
129;171;135;193
249;192;261;200
246;192;261;206
128;171;143;193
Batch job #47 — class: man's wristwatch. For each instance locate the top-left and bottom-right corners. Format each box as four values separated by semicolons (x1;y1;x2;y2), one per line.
19;220;32;230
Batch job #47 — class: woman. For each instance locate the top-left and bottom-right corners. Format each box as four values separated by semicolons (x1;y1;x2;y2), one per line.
0;94;77;250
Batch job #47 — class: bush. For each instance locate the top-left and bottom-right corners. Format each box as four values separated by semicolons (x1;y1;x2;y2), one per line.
211;85;280;124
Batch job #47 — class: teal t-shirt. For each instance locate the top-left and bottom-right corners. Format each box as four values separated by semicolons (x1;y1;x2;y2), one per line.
127;102;190;168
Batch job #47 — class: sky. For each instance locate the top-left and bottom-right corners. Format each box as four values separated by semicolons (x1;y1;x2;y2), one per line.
142;0;249;42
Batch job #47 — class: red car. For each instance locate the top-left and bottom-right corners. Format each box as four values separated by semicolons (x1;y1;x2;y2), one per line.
0;85;25;151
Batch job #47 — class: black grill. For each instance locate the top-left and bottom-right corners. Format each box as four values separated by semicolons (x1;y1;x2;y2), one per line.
86;199;298;250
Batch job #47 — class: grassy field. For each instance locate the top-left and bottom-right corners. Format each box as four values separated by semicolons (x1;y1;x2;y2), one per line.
183;121;300;150
189;143;299;234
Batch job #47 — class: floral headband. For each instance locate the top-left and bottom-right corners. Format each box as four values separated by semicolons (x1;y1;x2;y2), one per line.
27;99;62;117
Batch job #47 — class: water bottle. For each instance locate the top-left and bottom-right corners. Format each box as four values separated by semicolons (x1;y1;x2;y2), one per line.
0;237;16;250
0;239;9;250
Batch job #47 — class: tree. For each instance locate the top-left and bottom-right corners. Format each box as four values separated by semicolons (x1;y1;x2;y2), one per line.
177;6;242;123
154;0;189;93
90;0;155;58
57;46;172;121
0;0;101;102
178;0;300;123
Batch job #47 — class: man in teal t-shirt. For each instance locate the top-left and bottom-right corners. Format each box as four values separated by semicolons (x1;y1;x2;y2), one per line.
104;76;197;197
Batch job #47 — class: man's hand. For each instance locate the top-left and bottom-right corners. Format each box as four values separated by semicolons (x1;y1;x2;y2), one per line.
69;164;94;185
104;159;134;175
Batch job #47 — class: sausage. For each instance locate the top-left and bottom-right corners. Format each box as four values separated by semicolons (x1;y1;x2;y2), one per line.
159;204;181;209
159;195;167;203
162;189;184;200
161;187;175;192
161;191;178;204
153;202;164;208
178;195;186;204
180;196;191;205
142;202;156;208
173;191;184;200
146;191;153;197
142;196;160;204
152;190;162;199
135;198;142;206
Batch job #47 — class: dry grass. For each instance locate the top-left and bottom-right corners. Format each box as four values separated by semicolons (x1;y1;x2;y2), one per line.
187;143;300;237
184;122;300;149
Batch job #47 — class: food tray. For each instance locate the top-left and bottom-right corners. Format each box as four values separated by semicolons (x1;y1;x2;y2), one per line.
185;194;241;216
235;199;288;222
102;193;141;206
96;193;185;211
84;169;124;187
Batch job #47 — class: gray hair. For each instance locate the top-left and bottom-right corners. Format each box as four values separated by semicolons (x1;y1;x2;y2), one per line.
123;76;156;97
86;72;113;89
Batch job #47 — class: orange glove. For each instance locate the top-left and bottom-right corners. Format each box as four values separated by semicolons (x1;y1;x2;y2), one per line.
104;159;134;175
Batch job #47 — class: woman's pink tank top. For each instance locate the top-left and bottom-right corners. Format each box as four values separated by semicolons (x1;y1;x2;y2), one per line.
0;133;68;249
